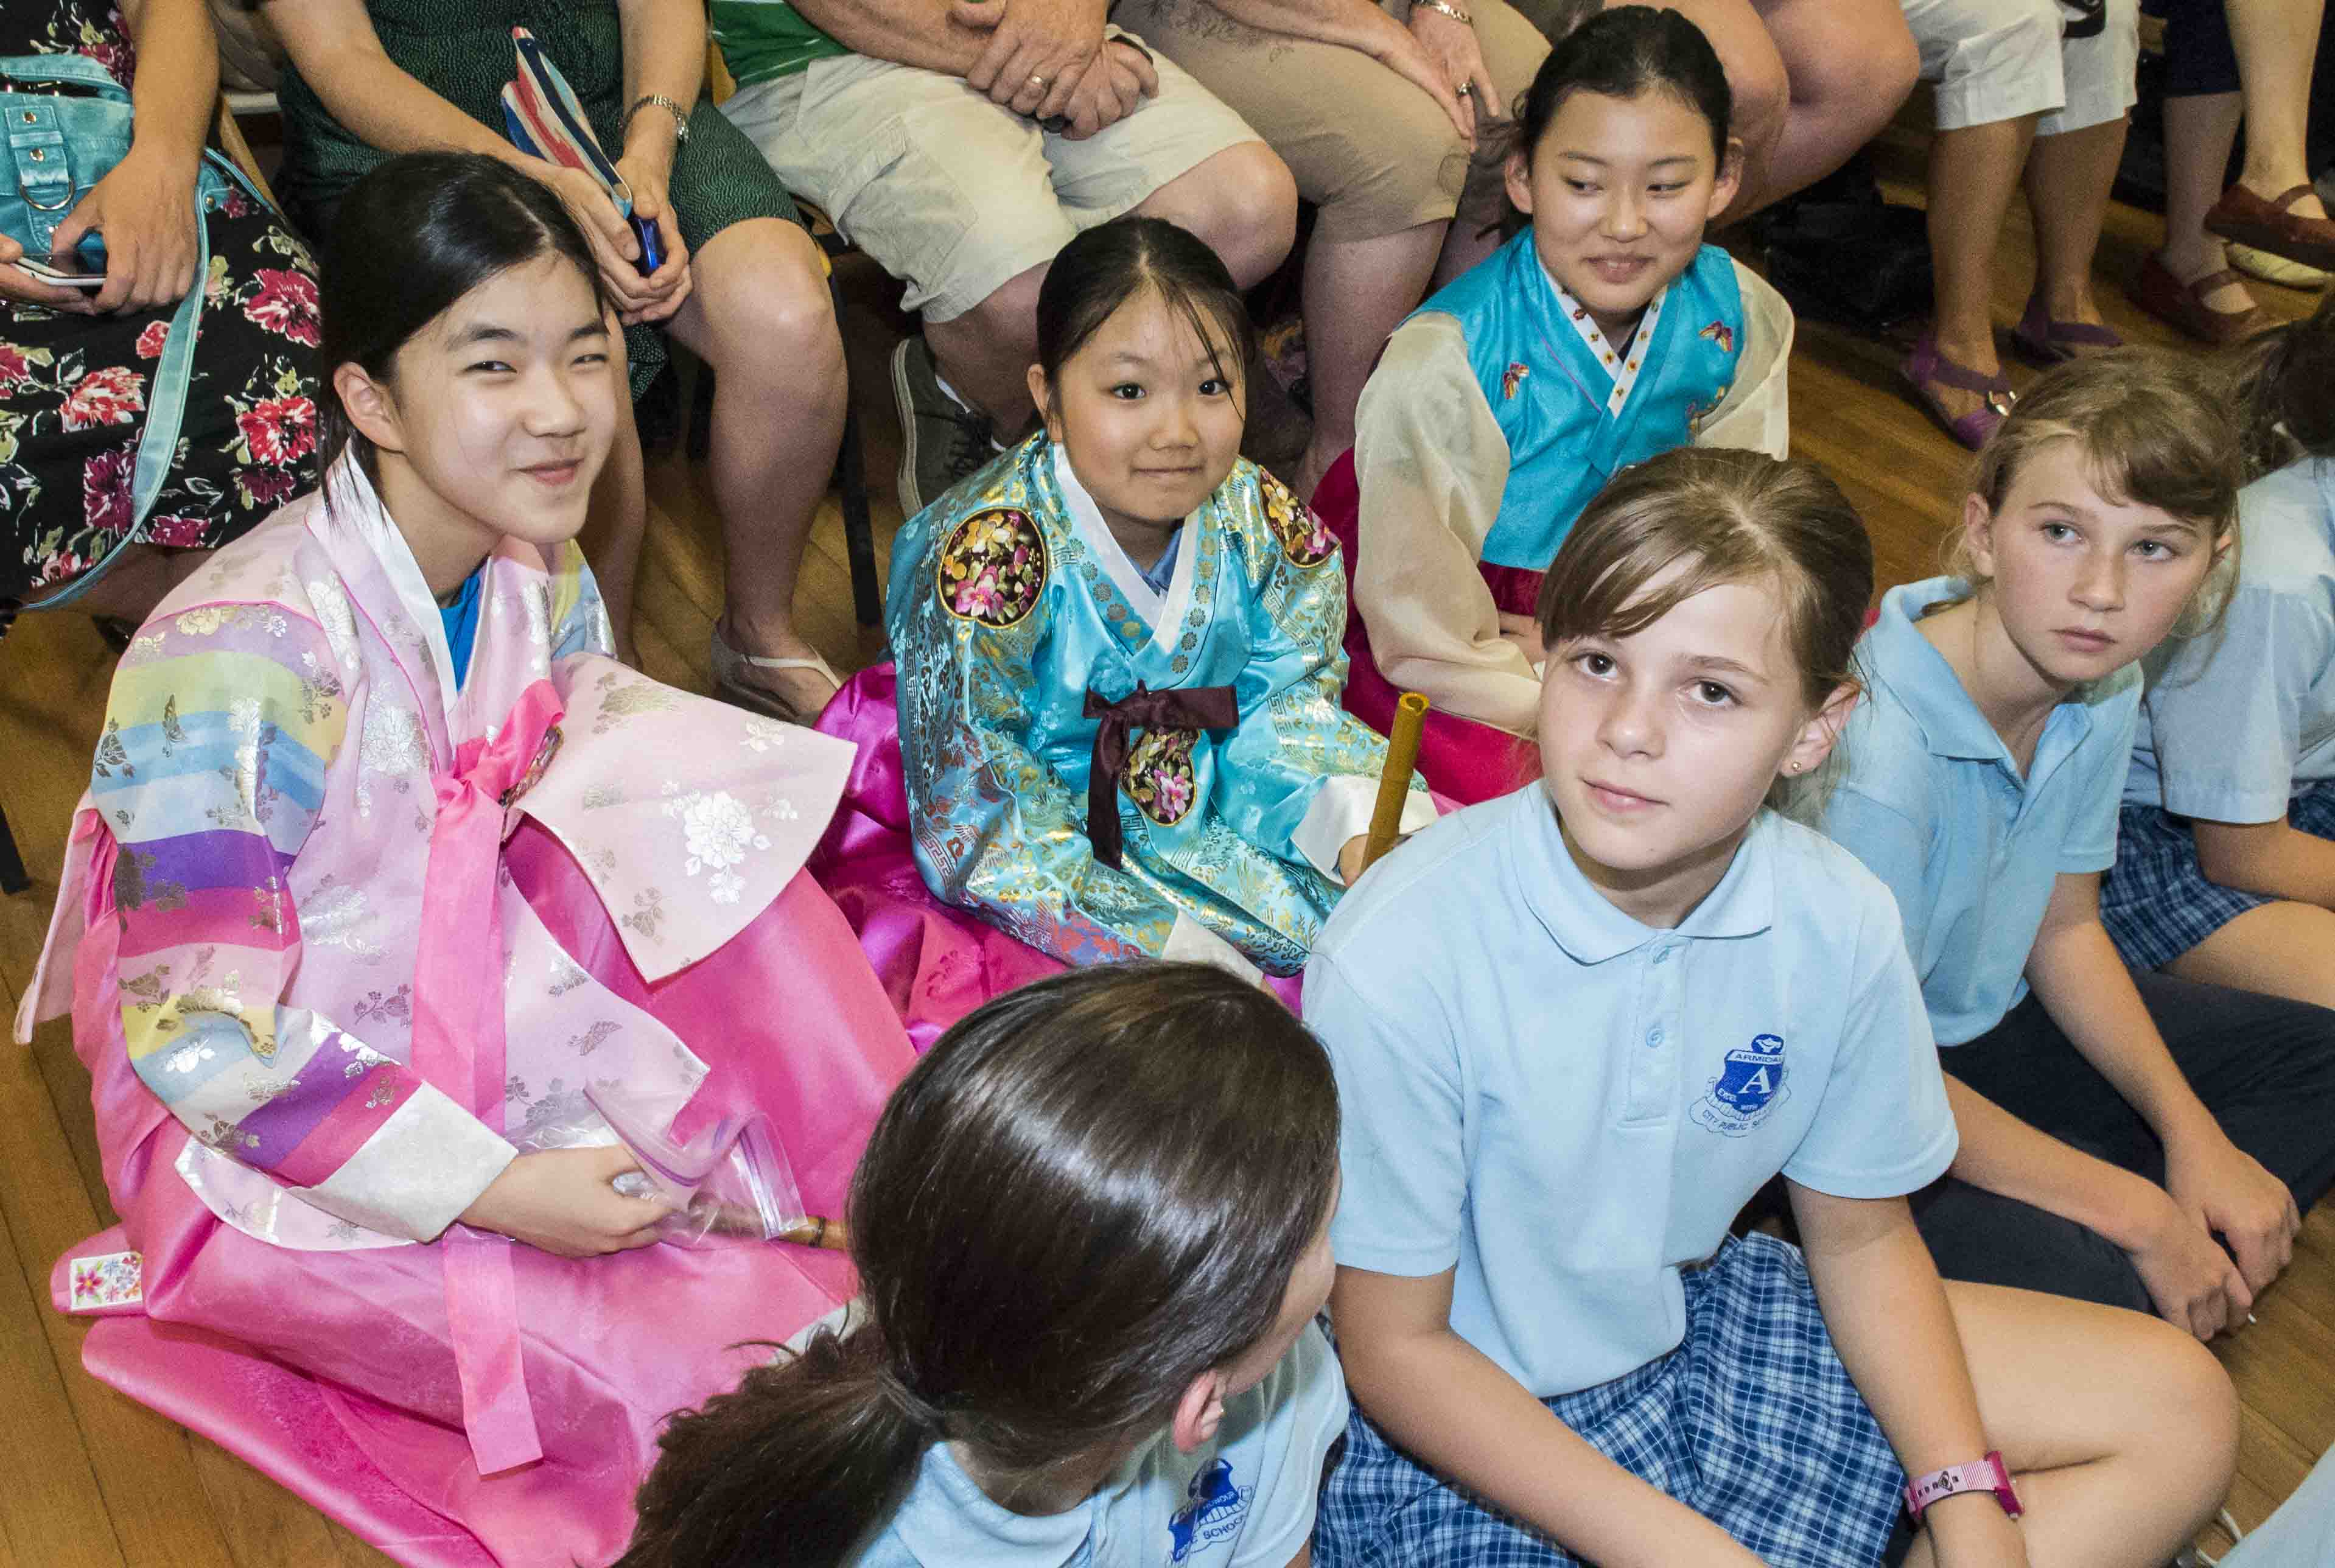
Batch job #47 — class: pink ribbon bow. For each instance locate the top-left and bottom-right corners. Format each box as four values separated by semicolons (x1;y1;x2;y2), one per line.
410;678;565;1475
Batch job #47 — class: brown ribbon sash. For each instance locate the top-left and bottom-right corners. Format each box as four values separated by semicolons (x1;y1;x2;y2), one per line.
1080;681;1239;869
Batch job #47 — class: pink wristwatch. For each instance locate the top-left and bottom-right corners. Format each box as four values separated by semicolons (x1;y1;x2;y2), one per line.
1903;1452;2023;1521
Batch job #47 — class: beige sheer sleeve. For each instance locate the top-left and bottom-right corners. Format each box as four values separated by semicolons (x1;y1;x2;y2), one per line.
1351;313;1542;739
1695;262;1794;460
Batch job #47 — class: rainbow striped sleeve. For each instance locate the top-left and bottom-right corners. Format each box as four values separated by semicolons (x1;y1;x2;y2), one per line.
99;608;513;1241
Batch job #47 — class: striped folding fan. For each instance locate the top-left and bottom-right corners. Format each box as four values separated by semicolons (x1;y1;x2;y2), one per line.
500;27;663;271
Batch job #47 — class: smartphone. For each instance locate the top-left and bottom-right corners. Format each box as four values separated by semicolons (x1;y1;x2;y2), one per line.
12;251;105;290
629;213;662;276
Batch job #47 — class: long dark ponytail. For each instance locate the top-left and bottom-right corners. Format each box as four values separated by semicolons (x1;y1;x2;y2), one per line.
618;962;1342;1568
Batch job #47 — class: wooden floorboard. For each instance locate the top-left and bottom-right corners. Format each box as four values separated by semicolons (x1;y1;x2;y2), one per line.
0;190;2323;1562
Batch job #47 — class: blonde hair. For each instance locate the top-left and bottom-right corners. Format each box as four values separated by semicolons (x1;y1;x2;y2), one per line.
1535;446;1873;814
1947;348;2243;639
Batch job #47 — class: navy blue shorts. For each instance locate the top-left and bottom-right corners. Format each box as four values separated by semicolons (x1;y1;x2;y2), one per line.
2100;780;2335;970
1314;1235;1906;1568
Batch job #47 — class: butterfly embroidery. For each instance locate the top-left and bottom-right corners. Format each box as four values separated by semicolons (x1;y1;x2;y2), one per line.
1699;321;1735;355
1501;362;1530;400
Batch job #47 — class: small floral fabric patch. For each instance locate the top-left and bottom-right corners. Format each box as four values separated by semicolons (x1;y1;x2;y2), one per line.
68;1250;143;1312
937;507;1048;627
1260;477;1334;569
1123;726;1201;825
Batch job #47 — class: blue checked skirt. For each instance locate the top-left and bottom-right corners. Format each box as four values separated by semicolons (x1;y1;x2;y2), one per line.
1313;1234;1906;1568
2101;781;2335;970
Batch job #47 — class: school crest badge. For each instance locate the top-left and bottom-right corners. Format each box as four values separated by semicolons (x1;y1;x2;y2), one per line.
1169;1458;1255;1561
1692;1031;1789;1136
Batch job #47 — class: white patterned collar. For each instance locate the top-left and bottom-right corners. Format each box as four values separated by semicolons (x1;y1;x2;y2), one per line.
1536;251;1669;421
1052;443;1198;656
322;453;464;727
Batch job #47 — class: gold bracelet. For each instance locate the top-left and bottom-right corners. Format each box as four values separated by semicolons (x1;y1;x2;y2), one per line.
1416;0;1476;23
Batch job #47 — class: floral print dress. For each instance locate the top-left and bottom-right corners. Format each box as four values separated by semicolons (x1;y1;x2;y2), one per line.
0;0;323;603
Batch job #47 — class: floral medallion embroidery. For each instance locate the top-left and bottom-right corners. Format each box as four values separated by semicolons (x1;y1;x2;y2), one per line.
937;506;1046;626
1699;320;1735;355
68;1250;142;1312
1259;475;1334;569
1122;726;1201;826
1502;362;1530;400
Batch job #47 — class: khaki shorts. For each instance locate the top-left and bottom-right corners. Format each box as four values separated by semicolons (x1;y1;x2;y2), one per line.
1110;0;1549;240
722;39;1264;321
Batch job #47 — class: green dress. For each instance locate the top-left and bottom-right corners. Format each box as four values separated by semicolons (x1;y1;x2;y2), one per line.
276;0;801;394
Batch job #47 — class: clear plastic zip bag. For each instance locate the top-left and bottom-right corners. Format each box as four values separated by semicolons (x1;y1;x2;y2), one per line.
551;1082;839;1251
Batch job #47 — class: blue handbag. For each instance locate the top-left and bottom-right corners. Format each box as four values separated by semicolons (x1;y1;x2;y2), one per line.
0;52;269;607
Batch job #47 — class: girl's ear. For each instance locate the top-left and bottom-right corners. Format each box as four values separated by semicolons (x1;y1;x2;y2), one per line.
1026;363;1064;445
1169;1370;1228;1456
1706;136;1745;220
334;362;406;457
1782;679;1859;780
1960;490;2001;583
1503;149;1536;220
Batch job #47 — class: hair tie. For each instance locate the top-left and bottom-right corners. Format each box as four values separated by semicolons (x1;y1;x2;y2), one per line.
878;1368;946;1437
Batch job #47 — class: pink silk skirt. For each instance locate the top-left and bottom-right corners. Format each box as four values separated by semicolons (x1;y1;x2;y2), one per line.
1314;450;1544;807
67;822;916;1567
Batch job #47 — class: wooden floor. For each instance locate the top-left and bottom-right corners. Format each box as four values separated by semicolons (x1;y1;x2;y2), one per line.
0;162;2326;1564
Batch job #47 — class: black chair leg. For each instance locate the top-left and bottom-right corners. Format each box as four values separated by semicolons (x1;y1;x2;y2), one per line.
839;399;881;628
0;803;29;895
831;273;882;629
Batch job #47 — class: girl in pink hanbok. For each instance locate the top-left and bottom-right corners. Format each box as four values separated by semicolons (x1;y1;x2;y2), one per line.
14;152;915;1568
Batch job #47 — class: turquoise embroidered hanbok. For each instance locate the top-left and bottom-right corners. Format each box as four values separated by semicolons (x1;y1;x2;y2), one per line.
888;435;1436;978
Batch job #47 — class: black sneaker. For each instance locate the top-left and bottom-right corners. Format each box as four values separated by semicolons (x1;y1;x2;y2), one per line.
892;336;997;517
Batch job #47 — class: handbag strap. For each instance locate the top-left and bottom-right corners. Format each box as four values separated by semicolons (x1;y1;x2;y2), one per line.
0;54;131;98
17;161;213;612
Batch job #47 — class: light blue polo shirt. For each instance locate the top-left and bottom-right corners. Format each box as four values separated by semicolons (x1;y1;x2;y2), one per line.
2126;458;2335;823
1822;578;2139;1048
851;1322;1348;1567
1308;786;1956;1399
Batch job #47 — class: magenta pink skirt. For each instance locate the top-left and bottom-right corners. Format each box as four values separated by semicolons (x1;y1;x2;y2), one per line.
64;824;915;1568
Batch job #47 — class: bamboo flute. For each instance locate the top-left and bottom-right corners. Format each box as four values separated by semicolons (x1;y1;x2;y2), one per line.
1360;691;1430;875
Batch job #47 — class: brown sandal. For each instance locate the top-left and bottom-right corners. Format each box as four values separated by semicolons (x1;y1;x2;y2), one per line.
2203;183;2335;273
2129;254;2266;347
